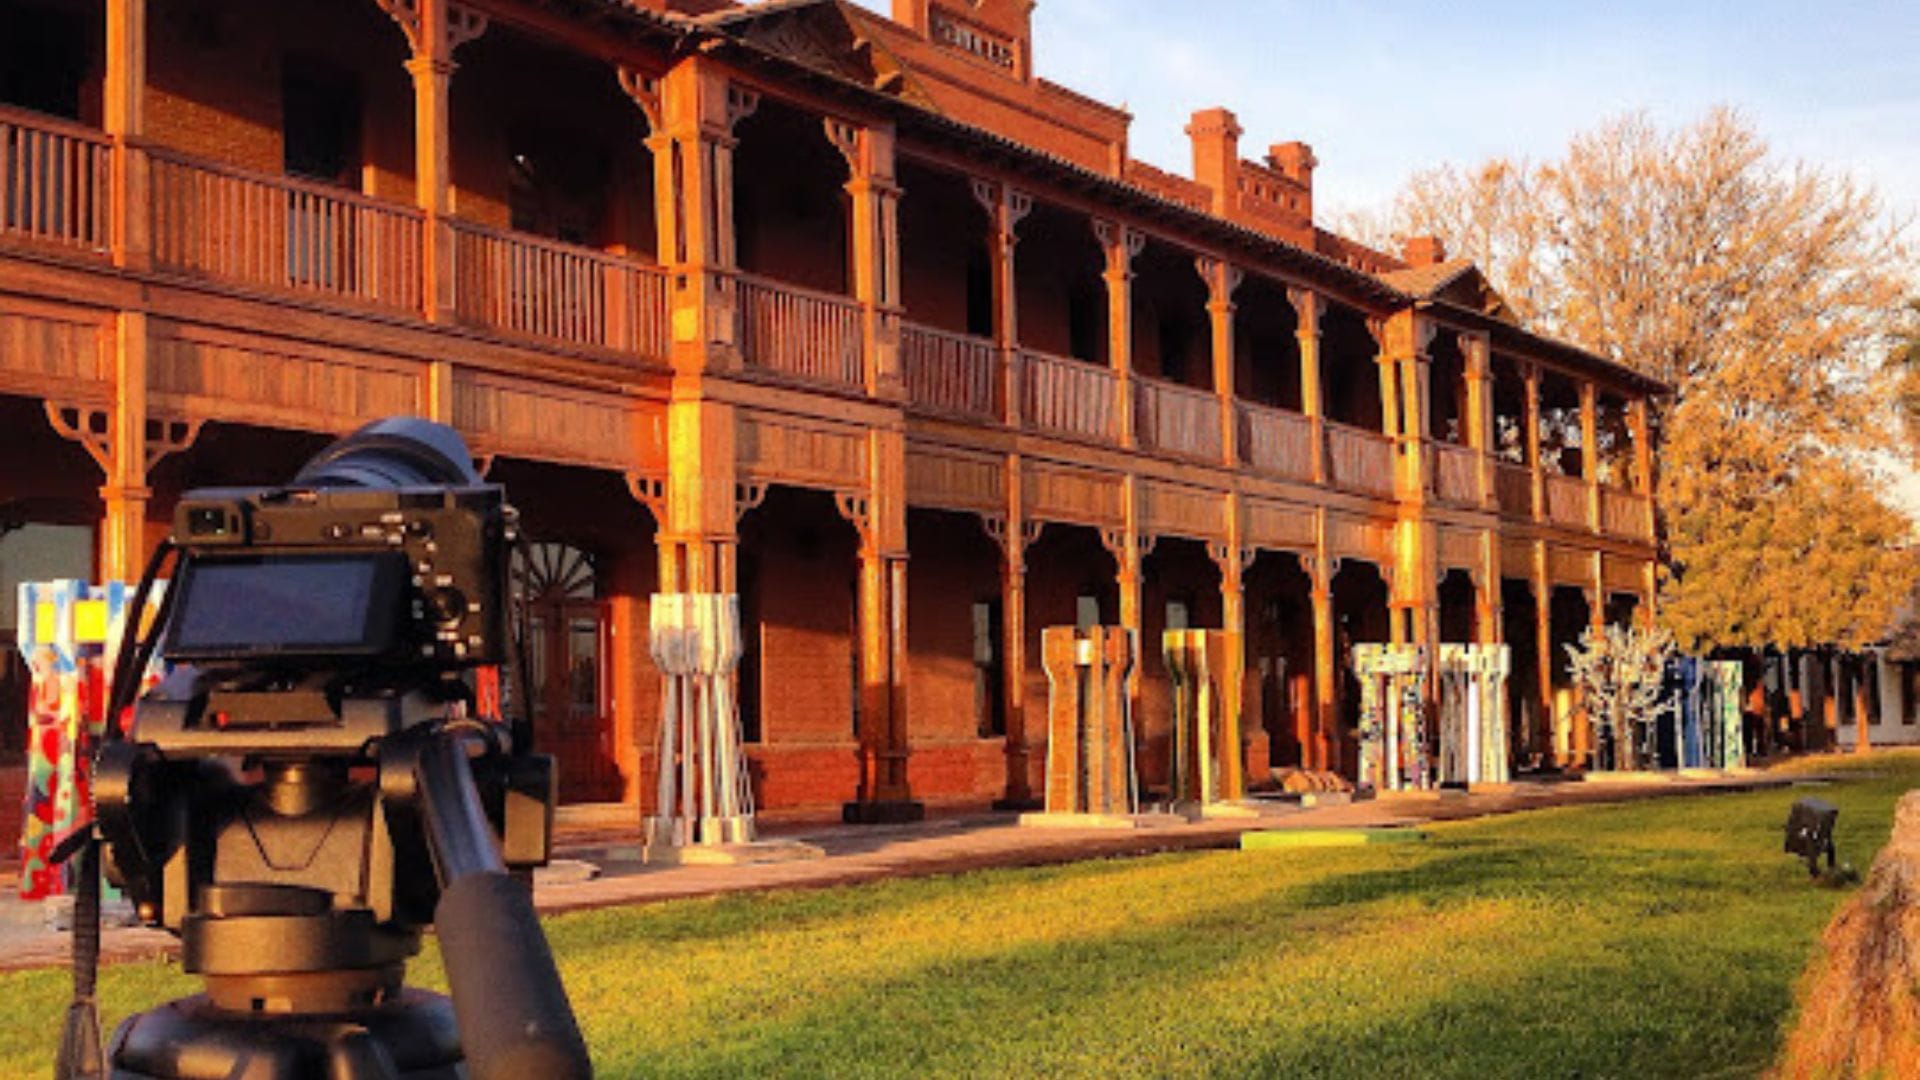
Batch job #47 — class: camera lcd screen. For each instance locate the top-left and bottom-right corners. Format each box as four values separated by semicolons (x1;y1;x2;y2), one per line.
167;554;403;660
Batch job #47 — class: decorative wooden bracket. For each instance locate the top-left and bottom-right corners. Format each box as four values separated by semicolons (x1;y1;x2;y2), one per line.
1092;219;1146;276
1099;527;1154;563
44;402;203;475
1194;256;1244;306
823;117;862;174
471;453;496;478
980;515;1045;570
373;0;488;61
725;85;761;134
1285;286;1325;337
625;472;668;524
616;67;664;138
734;481;768;523
833;489;873;552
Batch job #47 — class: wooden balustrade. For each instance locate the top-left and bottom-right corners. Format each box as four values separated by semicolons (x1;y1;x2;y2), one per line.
1432;442;1483;504
902;322;999;418
1602;487;1652;540
1237;401;1315;481
1021;348;1117;440
0;106;110;254
149;149;423;312
1135;376;1221;460
1545;473;1591;529
1495;462;1533;517
737;272;864;387
1325;422;1395;497
452;219;668;359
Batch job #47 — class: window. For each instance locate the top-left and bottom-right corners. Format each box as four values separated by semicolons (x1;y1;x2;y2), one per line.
0;2;87;120
972;600;1004;737
282;58;361;185
1166;599;1190;631
965;246;995;339
1075;594;1101;631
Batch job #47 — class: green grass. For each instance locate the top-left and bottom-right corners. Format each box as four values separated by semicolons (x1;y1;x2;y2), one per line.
1;756;1912;1078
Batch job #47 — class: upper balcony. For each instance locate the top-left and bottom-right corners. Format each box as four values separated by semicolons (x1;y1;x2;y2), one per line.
0;0;1655;548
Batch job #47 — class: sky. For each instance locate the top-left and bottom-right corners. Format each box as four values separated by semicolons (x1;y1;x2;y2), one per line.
945;0;1920;228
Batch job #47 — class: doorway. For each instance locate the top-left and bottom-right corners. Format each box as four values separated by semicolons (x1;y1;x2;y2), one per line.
515;542;616;802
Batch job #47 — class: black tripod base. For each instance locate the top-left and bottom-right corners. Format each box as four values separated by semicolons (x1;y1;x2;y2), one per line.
108;989;464;1079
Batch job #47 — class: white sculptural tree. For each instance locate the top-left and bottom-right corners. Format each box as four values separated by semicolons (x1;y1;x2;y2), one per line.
1566;624;1676;771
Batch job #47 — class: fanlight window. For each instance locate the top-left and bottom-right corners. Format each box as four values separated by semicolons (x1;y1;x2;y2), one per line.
511;542;597;603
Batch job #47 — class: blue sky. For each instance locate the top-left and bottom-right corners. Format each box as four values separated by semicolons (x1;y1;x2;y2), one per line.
852;0;1920;225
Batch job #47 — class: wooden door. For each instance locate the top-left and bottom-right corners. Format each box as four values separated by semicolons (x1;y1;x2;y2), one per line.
515;543;617;803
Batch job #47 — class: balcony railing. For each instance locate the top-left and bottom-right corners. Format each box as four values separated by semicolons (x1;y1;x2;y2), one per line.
1545;473;1591;529
1238;401;1315;482
452;219;668;360
149;148;424;312
1021;348;1117;441
1495;462;1533;517
1432;442;1482;504
1135;376;1221;460
737;272;864;387
902;322;999;419
1602;487;1652;540
1326;422;1394;497
0;106;110;254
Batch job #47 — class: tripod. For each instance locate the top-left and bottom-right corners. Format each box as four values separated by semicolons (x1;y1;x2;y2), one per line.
94;718;584;1080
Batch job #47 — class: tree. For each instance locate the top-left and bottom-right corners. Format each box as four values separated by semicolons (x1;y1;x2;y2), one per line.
1348;109;1917;652
1565;623;1674;770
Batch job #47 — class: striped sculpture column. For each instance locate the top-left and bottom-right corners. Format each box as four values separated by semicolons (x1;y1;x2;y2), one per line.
643;593;754;855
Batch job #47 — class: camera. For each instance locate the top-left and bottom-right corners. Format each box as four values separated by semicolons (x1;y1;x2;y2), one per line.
67;418;590;1080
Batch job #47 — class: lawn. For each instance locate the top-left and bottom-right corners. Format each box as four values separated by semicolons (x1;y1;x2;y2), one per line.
0;755;1911;1078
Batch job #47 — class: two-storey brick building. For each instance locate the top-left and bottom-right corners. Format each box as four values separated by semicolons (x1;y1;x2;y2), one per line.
0;0;1664;825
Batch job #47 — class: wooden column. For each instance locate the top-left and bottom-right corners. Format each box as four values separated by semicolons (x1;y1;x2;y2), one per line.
104;0;149;271
1198;257;1242;468
1094;219;1144;448
827;119;903;399
1476;532;1503;646
1211;494;1253;784
647;59;757;374
970;180;1031;426
1104;477;1146;712
1461;333;1494;508
839;429;920;822
1523;363;1544;523
1580;380;1600;531
1306;549;1337;775
379;0;487;323
988;461;1040;806
1532;543;1555;766
653;399;740;596
1630;395;1655;538
1287;288;1327;484
101;0;149;581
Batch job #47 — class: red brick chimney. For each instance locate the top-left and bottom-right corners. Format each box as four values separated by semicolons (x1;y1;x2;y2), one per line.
1266;141;1316;223
1187;107;1243;217
1402;234;1448;267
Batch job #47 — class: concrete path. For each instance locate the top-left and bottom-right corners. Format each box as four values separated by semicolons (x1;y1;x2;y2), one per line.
0;771;1813;973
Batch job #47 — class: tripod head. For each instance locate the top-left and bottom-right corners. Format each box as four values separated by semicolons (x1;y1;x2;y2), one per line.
67;418;590;1079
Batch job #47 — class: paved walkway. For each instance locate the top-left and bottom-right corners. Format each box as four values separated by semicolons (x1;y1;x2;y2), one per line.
0;771;1812;972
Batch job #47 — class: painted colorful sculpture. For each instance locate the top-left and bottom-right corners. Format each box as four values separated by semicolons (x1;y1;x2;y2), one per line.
1163;629;1244;811
1437;645;1512;786
644;593;755;855
15;580;162;900
1667;657;1746;770
1353;644;1429;792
